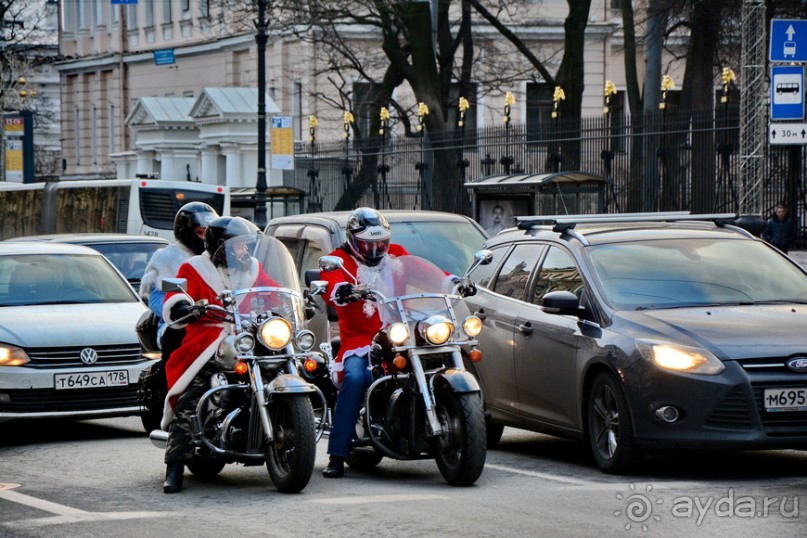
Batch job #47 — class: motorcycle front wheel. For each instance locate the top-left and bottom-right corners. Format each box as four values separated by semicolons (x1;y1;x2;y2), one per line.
265;394;317;493
433;391;487;487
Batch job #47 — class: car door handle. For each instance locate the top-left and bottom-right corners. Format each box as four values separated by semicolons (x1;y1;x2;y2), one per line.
474;309;487;321
518;322;533;335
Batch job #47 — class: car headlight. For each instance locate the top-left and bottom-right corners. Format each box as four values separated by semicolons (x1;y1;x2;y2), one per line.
258;317;293;350
463;316;483;337
418;316;454;345
637;342;725;375
388;323;410;345
0;344;30;366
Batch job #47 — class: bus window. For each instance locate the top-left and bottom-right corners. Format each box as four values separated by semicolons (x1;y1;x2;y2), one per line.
139;188;226;231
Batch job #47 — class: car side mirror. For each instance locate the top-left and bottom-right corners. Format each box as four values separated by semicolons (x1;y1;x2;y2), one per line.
160;278;188;293
540;290;585;317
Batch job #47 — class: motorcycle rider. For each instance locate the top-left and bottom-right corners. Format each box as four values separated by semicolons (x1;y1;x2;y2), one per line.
160;216;278;493
319;207;413;478
140;201;219;358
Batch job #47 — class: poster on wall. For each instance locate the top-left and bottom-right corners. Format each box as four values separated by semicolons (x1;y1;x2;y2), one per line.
477;198;532;236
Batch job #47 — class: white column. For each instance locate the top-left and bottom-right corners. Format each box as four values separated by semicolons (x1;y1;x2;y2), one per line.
136;150;155;177
221;143;242;189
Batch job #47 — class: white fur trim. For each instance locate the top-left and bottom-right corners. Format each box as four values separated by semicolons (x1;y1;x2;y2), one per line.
139;243;195;301
160;332;227;430
163;294;192;329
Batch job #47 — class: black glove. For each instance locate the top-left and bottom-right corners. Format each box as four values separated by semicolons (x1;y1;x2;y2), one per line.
334;283;359;306
170;300;201;321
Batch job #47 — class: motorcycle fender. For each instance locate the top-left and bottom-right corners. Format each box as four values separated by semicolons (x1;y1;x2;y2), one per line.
266;374;317;396
435;368;480;394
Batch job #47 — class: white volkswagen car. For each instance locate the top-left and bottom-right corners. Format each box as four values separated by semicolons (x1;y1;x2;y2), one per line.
0;242;155;423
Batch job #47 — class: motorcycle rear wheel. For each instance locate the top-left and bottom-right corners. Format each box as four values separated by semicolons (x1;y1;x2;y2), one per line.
265;394;317;493
433;391;487;487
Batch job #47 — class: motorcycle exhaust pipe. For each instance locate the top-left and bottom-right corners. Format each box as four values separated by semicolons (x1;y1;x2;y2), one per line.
149;429;169;449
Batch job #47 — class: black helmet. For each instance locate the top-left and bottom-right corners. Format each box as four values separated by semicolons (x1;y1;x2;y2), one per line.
174;202;219;255
345;207;391;267
204;216;262;270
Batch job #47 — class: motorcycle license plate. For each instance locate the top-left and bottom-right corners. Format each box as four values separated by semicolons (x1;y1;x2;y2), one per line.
763;387;807;412
54;371;129;390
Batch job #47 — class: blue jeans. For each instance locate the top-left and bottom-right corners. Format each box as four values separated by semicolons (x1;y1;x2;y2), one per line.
327;354;374;458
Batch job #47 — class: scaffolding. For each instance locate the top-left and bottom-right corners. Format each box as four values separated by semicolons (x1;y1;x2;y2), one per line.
738;0;767;215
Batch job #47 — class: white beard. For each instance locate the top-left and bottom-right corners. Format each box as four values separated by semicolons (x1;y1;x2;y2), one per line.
355;255;402;317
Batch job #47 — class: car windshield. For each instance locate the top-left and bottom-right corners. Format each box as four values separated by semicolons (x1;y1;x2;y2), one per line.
0;253;138;306
586;238;807;310
383;221;487;276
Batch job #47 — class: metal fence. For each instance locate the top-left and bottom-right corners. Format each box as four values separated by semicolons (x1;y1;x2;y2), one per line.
283;109;807;244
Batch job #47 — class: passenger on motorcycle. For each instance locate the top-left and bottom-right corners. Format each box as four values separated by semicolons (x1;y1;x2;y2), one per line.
159;216;278;493
140;201;219;357
319;207;412;479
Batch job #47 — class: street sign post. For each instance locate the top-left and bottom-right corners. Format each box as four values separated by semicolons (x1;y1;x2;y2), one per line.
770;65;805;121
769;123;807;145
770;19;807;62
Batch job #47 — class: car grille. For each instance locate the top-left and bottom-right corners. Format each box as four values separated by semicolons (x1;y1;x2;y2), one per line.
23;344;144;369
704;386;753;429
0;386;139;413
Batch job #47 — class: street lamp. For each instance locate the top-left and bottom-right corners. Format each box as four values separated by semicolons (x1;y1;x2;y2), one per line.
254;0;272;228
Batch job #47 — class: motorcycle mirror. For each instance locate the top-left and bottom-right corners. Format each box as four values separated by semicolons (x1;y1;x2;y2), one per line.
464;249;494;277
161;278;188;293
318;256;344;272
309;280;329;296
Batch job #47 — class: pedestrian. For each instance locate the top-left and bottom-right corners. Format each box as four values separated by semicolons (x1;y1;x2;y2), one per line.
319;207;410;478
159;216;278;493
763;204;797;254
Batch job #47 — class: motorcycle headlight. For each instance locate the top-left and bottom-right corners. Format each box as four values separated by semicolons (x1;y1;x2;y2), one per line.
0;344;30;367
388;322;410;345
295;330;316;351
235;332;255;353
258;317;293;351
637;342;725;375
418;316;454;345
463;316;483;337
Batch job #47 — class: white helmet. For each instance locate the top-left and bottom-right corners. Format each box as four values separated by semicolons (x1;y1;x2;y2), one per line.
345;207;391;267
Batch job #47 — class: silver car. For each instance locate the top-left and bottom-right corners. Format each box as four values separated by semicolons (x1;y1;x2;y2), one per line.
0;242;155;423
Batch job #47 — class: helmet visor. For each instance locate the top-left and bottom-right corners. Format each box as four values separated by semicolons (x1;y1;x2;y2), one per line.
355;238;389;260
190;210;219;228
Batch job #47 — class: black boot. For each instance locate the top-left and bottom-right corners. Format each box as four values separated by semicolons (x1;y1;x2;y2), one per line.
163;462;184;493
322;456;344;478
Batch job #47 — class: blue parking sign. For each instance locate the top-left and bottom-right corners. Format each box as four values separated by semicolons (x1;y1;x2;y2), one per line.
771;66;805;121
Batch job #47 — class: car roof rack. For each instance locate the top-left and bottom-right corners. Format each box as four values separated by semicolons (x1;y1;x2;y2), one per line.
515;212;739;245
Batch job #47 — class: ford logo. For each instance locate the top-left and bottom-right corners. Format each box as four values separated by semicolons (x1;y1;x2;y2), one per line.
80;348;98;365
785;357;807;373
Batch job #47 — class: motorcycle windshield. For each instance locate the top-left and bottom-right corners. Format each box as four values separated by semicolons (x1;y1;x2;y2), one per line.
220;234;305;330
375;255;472;339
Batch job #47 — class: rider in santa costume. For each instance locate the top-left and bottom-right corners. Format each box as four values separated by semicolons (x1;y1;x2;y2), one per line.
159;216;277;494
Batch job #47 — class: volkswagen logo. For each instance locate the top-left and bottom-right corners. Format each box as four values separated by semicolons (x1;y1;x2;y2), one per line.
80;348;98;365
785;357;807;373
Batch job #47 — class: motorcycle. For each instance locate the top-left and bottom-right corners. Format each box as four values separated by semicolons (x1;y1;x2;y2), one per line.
311;250;492;486
147;234;327;493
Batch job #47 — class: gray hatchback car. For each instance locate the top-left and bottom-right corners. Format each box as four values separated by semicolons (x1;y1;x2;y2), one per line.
464;212;807;473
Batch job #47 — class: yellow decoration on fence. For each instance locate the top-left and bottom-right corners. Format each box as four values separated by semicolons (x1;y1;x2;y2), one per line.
603;80;617;114
458;97;470;127
503;92;515;123
552;86;565;119
659;75;676;110
417;102;429;132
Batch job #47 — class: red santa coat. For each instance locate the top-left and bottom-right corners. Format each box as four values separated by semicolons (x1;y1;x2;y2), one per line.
321;244;408;386
160;253;277;429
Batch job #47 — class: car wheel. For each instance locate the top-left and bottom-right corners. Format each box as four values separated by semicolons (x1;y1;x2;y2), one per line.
586;371;640;474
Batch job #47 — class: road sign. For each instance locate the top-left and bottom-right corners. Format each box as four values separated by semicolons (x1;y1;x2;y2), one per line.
153;49;175;66
271;116;294;170
770;19;807;62
769;123;807;145
771;66;805;120
111;0;138;4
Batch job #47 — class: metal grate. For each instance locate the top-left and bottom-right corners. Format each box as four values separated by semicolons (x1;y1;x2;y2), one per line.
704;386;753;429
24;344;144;369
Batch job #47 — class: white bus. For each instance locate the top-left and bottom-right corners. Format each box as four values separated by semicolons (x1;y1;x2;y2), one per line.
0;179;230;241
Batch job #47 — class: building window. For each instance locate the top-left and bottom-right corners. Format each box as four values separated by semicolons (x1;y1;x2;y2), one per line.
526;82;554;145
144;0;154;28
109;104;116;154
77;0;87;29
200;0;210;19
292;81;302;140
91;106;98;165
93;0;104;27
352;81;382;146
75;108;81;166
126;5;138;30
162;0;172;24
181;0;191;16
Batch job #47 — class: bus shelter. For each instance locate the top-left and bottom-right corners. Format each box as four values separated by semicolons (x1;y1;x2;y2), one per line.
465;171;611;235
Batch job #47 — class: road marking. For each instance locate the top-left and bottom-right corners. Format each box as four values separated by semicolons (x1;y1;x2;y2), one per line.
0;483;170;526
484;463;592;485
314;493;448;505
